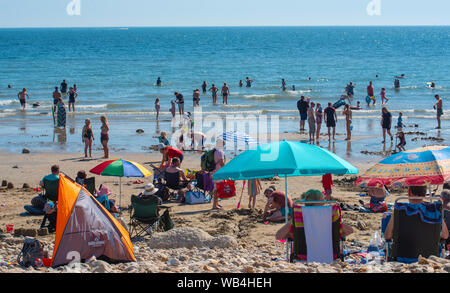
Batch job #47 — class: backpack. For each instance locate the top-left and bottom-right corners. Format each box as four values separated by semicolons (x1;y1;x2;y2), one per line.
201;149;216;172
17;238;45;268
160;209;174;232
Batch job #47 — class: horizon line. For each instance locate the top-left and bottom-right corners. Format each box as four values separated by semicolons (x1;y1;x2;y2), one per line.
1;24;450;29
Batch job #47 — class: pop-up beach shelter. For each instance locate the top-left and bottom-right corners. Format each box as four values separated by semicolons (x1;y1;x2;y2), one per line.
213;140;358;260
51;174;135;267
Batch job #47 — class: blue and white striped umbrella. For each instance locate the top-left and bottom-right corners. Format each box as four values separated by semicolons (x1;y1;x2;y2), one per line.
221;131;257;145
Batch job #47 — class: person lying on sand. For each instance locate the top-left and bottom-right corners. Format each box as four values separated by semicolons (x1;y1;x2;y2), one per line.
275;189;353;240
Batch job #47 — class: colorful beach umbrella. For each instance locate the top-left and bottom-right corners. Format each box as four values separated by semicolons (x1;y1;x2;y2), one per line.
213;140;358;260
90;159;152;208
355;145;450;188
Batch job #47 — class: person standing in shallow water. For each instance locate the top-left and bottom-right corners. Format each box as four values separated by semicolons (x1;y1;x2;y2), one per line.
209;84;218;105
202;81;207;94
434;95;443;129
324;102;337;142
381;107;393;144
156;77;161;86
100;116;109;159
222;83;230;105
342;104;352;141
17;88;29;110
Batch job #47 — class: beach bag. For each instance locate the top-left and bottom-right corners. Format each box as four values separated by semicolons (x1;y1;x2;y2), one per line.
17;238;45;268
185;191;207;205
216;180;236;199
201;149;216;172
160;209;174;231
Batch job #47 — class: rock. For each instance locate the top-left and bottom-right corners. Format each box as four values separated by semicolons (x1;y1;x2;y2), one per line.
242;266;255;273
147;227;238;249
90;260;113;273
136;129;144;134
7;182;14;189
22;183;30;189
168;258;180;266
12;165;18;169
202;264;214;271
1;180;7;187
14;228;37;237
22;148;30;154
38;228;48;236
443;264;450;273
356;221;368;230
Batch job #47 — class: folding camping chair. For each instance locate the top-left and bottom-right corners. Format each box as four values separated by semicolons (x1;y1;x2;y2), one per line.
129;194;170;239
84;177;96;195
42;178;59;202
288;201;345;263
384;197;445;263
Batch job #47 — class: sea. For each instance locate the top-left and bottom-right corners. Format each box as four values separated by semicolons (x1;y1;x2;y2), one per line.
0;26;449;159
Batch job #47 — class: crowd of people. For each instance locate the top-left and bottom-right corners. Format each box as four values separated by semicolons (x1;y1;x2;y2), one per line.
296;79;444;151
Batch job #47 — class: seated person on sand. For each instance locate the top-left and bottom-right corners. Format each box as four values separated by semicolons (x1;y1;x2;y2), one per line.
262;186;276;217
96;185;119;214
40;165;60;188
275;189;354;241
41;201;57;233
384;185;449;241
138;183;162;205
263;190;293;222
441;189;450;252
359;186;388;213
164;157;192;202
75;170;87;185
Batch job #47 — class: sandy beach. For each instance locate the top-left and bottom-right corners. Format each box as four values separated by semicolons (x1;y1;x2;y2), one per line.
0;135;449;274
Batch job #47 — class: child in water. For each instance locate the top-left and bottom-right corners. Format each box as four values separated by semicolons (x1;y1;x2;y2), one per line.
381;88;389;104
155;98;160;119
396;131;406;152
169;100;176;118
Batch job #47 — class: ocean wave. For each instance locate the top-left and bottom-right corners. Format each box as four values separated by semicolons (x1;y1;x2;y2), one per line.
242;94;279;99
0;99;18;106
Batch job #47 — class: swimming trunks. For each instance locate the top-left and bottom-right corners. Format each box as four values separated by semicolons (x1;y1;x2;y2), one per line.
437;108;443;117
300;112;307;121
19;99;26;105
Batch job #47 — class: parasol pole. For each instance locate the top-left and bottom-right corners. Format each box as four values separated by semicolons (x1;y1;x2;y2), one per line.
119;177;122;210
285;174;289;262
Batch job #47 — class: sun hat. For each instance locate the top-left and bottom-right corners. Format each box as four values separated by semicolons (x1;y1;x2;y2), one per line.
143;183;159;196
301;189;324;201
97;185;112;196
43;201;55;213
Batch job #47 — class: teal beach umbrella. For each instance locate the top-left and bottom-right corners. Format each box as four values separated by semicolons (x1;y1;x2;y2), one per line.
213;140;358;260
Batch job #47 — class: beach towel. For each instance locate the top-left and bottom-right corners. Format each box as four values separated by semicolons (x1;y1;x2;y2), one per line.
302;206;334;263
56;104;66;127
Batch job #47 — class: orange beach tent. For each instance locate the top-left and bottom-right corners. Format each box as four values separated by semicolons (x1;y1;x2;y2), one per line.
51;174;135;267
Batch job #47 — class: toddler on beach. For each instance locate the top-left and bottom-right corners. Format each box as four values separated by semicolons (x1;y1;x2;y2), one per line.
169;100;176;118
359;186;388;213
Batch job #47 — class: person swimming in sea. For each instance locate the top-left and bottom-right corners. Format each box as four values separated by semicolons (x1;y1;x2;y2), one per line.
281;79;286;91
156;77;161;86
245;77;253;88
239;80;243;87
292;85;296;91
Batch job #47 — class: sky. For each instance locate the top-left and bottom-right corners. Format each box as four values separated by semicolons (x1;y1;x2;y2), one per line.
1;0;450;28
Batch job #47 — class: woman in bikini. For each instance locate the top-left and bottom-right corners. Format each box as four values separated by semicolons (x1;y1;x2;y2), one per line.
82;119;94;158
100;116;109;159
315;103;323;143
342;104;352;140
